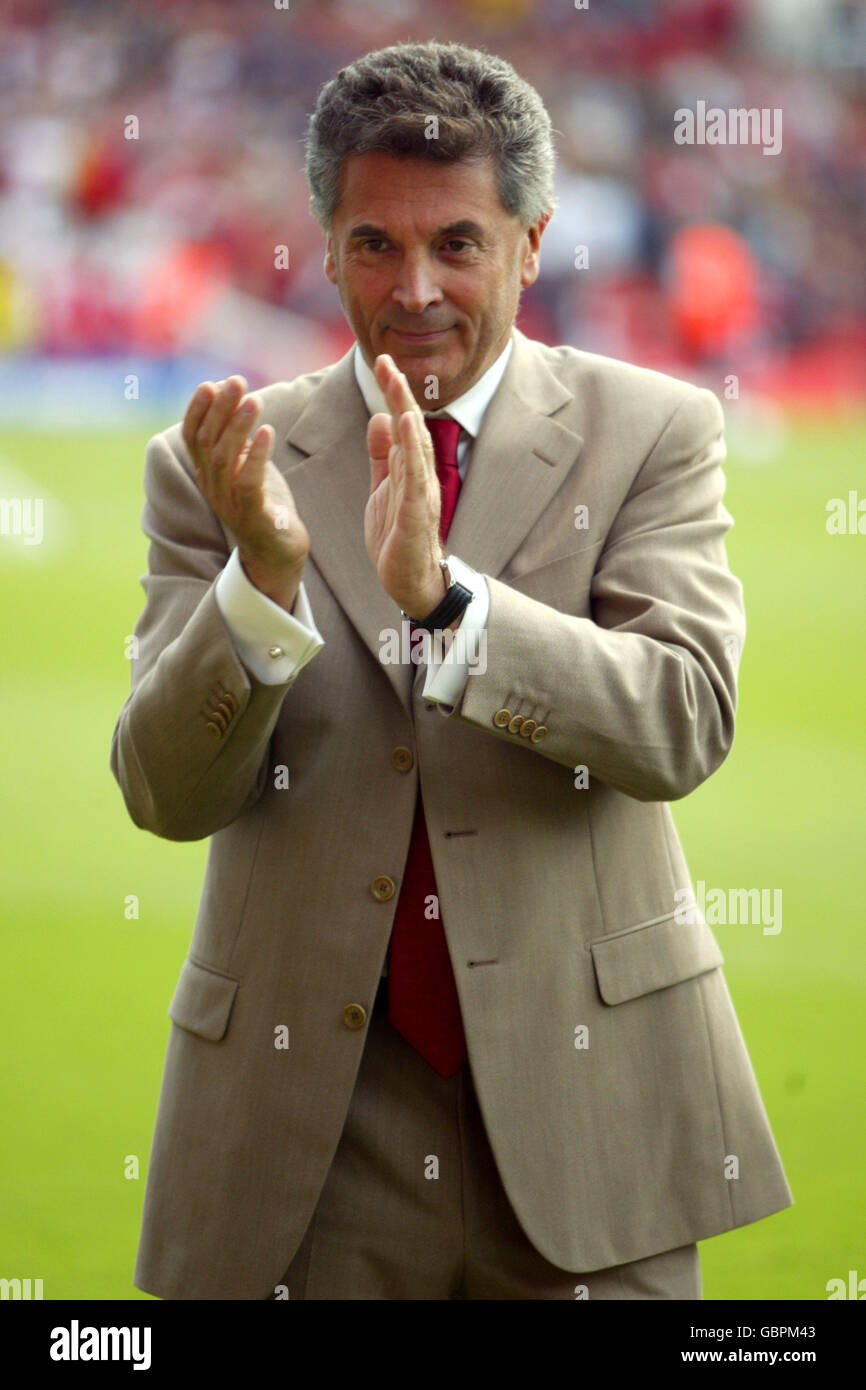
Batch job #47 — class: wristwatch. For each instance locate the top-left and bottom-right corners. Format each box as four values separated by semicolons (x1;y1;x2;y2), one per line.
401;557;474;631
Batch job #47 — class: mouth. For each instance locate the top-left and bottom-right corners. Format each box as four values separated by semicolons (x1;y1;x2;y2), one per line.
389;327;452;344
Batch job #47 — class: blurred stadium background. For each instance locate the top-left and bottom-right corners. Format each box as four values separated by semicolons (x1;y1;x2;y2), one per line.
1;0;864;1301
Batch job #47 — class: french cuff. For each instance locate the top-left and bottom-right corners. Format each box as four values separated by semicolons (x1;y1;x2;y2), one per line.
422;554;489;713
215;547;324;686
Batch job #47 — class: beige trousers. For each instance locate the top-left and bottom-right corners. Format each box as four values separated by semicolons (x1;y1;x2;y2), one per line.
273;982;701;1300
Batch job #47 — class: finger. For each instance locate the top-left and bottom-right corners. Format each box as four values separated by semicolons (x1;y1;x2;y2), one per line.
208;392;259;509
373;354;398;394
389;386;423;492
211;376;251;449
183;382;216;456
195;375;248;456
399;410;428;495
215;392;262;484
230;424;271;493
383;364;419;424
375;356;422;433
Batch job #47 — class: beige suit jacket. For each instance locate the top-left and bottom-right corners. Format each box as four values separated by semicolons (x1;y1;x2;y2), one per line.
111;327;793;1299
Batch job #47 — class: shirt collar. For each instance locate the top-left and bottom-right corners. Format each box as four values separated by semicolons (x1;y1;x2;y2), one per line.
353;333;513;439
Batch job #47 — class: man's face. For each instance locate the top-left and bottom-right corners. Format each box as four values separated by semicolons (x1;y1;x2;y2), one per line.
323;151;549;407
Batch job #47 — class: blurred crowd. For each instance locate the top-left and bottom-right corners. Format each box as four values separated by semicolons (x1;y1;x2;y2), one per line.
0;0;864;399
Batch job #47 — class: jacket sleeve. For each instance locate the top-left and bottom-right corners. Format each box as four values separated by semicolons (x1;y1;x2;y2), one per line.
110;426;310;841
448;387;745;802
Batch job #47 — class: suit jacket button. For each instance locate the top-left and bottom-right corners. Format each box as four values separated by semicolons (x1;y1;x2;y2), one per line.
392;746;414;773
530;725;548;743
205;720;223;738
216;700;234;722
493;707;512;728
507;714;524;734
519;719;537;738
370;875;396;901
343;1003;367;1029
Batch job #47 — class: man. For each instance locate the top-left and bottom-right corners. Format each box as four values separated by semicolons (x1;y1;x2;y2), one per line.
111;40;792;1300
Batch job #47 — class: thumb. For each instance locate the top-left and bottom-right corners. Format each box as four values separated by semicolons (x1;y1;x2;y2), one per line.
367;413;392;493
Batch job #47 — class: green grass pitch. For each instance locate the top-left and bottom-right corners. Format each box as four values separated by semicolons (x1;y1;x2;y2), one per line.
1;411;863;1300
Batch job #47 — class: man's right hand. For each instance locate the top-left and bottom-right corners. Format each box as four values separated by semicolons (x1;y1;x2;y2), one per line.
182;375;310;612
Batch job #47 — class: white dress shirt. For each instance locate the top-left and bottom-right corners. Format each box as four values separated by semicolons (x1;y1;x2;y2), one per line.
214;336;513;706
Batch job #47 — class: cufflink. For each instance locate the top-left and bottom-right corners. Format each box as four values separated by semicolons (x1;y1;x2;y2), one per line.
268;646;284;660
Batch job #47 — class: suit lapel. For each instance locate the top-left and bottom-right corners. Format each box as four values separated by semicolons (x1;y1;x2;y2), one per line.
280;329;584;716
281;347;413;710
445;328;583;573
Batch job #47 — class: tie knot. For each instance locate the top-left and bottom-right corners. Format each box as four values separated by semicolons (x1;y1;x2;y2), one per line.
425;415;461;471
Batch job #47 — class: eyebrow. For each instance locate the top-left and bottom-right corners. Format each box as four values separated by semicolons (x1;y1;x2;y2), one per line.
347;219;487;242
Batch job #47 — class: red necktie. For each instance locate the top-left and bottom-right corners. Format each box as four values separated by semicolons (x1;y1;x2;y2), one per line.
387;415;468;1078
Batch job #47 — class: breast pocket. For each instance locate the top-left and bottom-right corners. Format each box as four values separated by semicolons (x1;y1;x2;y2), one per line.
167;956;241;1041
589;909;723;1006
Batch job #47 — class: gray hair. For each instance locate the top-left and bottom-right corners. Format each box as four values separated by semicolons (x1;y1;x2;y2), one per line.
304;40;557;230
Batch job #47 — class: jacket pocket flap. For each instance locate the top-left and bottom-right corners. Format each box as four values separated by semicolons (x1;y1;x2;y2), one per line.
168;957;240;1041
590;912;723;1006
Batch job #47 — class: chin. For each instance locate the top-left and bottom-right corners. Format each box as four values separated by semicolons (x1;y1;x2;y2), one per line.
401;354;452;384
406;357;460;390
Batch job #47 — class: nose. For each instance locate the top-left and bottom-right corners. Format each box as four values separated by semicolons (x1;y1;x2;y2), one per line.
391;250;444;315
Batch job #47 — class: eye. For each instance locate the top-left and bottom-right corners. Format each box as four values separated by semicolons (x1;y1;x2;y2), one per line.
361;238;388;252
442;239;471;253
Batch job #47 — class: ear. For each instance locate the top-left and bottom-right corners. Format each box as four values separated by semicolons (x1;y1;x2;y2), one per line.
519;211;552;289
324;234;337;285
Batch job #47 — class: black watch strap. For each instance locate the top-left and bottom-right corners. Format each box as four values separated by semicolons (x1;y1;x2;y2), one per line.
403;579;473;632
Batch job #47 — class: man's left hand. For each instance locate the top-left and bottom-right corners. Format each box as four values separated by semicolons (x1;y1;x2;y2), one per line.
364;355;447;619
